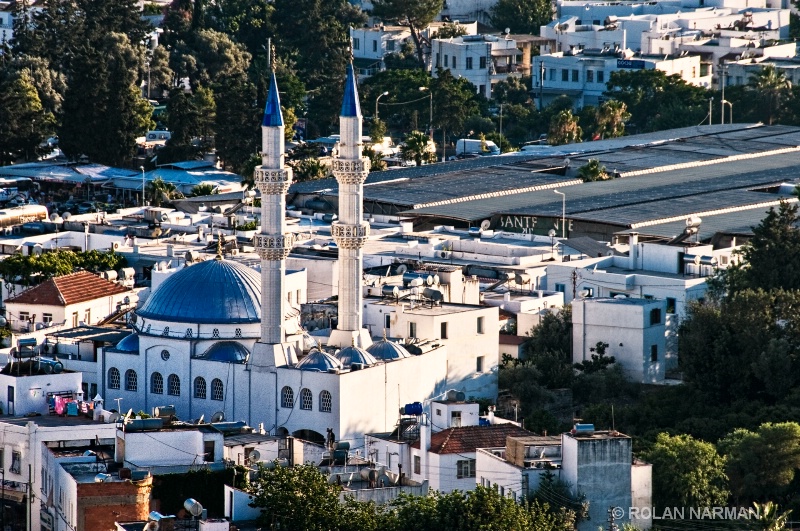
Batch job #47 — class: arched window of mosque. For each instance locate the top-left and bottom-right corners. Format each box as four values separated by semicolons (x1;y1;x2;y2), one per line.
300;388;312;410
151;372;164;394
168;374;181;396
108;368;120;390
212;328;220;338
211;379;224;401
162;326;170;336
320;390;332;413
194;377;207;399
235;328;242;338
185;328;193;338
125;370;138;392
281;386;294;408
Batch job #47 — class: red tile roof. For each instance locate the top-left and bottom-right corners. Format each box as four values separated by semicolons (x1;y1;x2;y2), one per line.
412;424;533;454
5;271;130;307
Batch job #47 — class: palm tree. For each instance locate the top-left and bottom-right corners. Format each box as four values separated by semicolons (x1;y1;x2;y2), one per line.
577;159;609;182
189;183;217;197
147;177;180;207
400;130;436;167
751;501;791;531
748;65;792;125
595;100;631;139
548;110;583;146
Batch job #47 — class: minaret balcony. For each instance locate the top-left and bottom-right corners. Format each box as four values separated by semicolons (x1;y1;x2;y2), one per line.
253;233;295;260
332;158;370;184
254;167;293;194
331;222;370;249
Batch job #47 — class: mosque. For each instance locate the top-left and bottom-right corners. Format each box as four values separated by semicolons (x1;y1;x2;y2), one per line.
99;65;496;446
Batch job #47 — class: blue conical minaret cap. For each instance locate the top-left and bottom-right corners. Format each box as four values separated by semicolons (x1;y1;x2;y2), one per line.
340;62;361;117
262;72;284;127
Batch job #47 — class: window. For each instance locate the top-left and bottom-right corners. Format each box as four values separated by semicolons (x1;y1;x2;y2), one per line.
353;37;360;50
72;312;78;327
287;291;293;304
108;368;120;390
562;69;569;82
479;85;486;96
643;294;654;300
444;55;449;67
10;451;20;474
666;297;677;314
19;312;29;322
456;459;476;478
300;388;312;410
436;53;440;67
151;372;164;394
549;67;556;81
372;40;377;52
555;283;566;293
598;70;605;83
441;322;448;339
436;408;441;416
194;377;207;399
281;386;294;408
320;390;332;412
211;378;224;401
451;410;462;427
84;309;91;324
167;374;181;396
161;349;170;361
43;313;53;324
480;56;487;69
452;57;457;69
414;455;421;474
125;370;137;392
466;57;473;69
385;313;391;330
650;308;662;325
387;40;395;51
587;70;594;83
476;356;484;373
409;322;417;338
0;448;4;470
204;441;216;463
477;316;484;334
651;345;658;362
572;69;579;82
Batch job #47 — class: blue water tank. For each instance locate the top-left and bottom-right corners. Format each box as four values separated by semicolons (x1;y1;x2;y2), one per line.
479;418;490;426
403;402;423;415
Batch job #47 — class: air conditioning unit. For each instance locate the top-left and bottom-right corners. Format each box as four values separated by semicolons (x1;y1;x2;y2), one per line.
440;251;452;259
230;248;239;256
112;242;122;251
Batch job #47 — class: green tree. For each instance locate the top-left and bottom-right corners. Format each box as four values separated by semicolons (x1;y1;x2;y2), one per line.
372;0;443;65
214;73;259;174
0;71;54;164
719;422;800;503
363;146;387;172
432;23;468;39
489;0;553;35
573;341;615;372
751;501;792;531
431;68;481;144
400;130;436;166
147;45;175;99
548;109;582;145
189;184;217;197
594;100;630;139
576;159;609;182
748;65;792;126
605;69;709;133
248;463;344;530
147;177;181;206
369;117;388;144
712;201;800;295
641;433;729;508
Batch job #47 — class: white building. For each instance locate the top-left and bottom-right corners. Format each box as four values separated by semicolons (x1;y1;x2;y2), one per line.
475;429;653;530
572;297;667;383
431;34;522;99
4;271;136;332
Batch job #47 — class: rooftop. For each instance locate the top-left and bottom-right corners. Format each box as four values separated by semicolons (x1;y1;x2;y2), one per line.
412;424;533;454
5;271;130;306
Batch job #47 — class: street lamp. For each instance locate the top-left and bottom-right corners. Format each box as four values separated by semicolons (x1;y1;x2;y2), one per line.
139;166;146;207
419;87;433;142
553;189;566;239
722;99;733;124
375;91;389;121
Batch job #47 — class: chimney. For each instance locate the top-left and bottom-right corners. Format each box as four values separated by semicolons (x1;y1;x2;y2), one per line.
629;232;639;270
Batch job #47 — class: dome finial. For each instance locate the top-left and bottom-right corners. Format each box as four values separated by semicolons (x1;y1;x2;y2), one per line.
382;328;387;341
216;232;224;260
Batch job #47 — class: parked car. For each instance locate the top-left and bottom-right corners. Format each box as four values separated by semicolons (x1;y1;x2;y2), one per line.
76;201;98;214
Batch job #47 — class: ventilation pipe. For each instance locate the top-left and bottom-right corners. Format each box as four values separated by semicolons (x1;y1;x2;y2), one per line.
629;232;639;270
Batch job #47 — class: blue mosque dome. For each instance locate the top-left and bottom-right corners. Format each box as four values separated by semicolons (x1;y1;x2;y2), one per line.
336;345;378;367
197;341;250;363
296;349;343;372
137;259;261;324
367;338;411;361
115;333;139;352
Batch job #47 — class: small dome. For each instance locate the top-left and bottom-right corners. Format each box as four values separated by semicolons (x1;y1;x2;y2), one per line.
137;259;261;324
296;349;343;372
197;341;250;363
302;332;320;352
115;333;139;352
336;345;378;367
367;339;411;361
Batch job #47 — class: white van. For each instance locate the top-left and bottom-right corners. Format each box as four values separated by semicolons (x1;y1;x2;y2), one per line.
455;138;500;156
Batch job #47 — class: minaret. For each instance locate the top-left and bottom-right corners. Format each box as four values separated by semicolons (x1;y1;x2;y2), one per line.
251;71;296;366
328;63;373;348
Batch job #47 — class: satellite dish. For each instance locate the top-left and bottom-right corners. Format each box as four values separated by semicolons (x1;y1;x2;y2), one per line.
49;213;59;221
143;522;159;531
480;219;491;231
197;414;205;424
124;408;134;422
396;264;408;274
693;255;701;266
63;212;72;220
548;229;556;238
160;213;169;223
211;411;225;423
158;261;168;271
505;27;510;34
249;449;262;463
183;499;204;518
